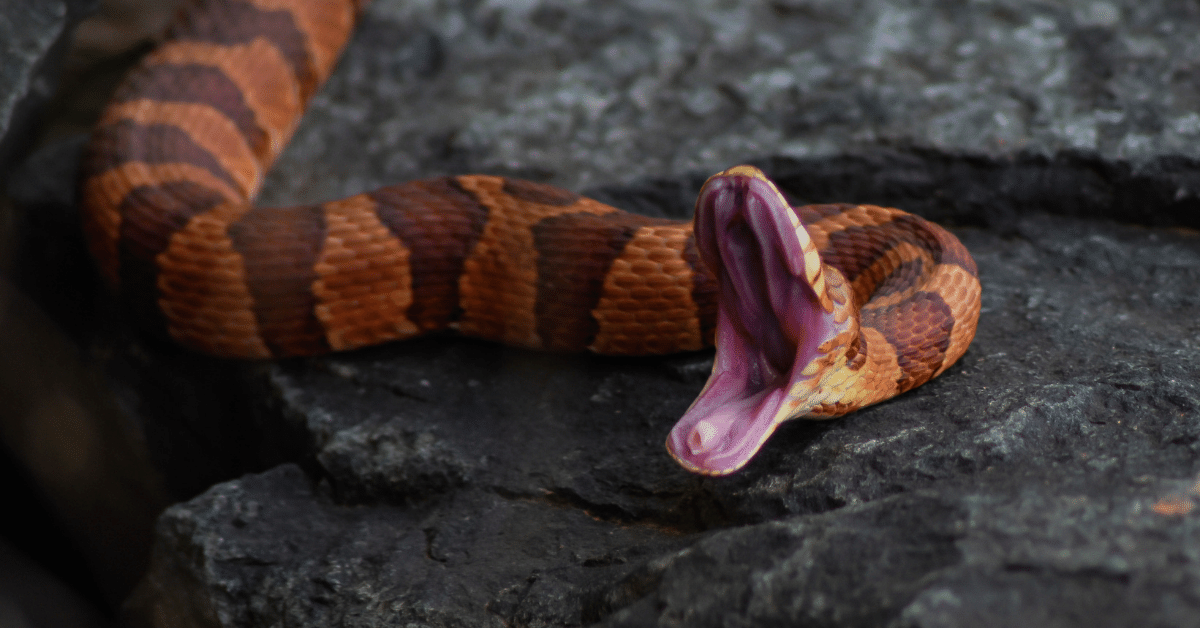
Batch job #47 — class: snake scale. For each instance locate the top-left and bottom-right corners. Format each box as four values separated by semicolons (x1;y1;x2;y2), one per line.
80;0;982;475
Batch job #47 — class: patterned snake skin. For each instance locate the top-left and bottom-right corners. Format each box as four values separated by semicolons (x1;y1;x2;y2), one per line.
79;0;982;475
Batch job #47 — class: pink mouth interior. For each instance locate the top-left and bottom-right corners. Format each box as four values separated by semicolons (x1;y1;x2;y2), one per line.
666;174;832;475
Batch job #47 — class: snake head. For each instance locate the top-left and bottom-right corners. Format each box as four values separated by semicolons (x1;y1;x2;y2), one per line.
666;166;848;475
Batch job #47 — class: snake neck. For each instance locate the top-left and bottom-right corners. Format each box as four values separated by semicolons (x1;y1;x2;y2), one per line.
781;264;869;418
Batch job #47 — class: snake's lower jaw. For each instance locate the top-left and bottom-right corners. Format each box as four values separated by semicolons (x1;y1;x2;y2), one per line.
665;307;831;475
666;166;836;476
665;348;804;475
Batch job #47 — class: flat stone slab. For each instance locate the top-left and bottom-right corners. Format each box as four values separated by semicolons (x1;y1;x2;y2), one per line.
7;0;1200;625
0;0;95;183
121;208;1200;626
264;0;1200;202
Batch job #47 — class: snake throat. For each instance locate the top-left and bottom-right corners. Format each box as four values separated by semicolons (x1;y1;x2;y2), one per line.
666;167;845;476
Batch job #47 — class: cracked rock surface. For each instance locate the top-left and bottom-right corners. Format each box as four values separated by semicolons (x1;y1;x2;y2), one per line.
119;210;1200;626
0;0;95;183
6;0;1200;626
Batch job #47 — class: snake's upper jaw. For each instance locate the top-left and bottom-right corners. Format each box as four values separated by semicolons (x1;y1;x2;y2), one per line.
667;166;841;476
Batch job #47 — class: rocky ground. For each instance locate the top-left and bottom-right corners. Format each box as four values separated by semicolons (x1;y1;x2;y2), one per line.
4;0;1200;626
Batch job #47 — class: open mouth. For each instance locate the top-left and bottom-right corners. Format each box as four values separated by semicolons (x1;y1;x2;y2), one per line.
666;166;838;475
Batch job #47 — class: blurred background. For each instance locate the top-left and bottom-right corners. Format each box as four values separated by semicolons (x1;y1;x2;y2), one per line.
1;1;180;626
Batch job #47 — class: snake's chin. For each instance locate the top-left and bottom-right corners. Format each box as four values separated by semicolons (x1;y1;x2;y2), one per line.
666;166;838;476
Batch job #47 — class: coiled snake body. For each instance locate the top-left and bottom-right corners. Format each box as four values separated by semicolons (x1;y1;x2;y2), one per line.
80;0;981;475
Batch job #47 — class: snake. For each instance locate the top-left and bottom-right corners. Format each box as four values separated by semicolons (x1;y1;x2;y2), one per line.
79;0;982;476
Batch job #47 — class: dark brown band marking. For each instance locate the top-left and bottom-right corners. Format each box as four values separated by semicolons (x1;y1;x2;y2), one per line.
227;205;330;356
169;0;319;99
873;258;926;298
823;223;902;284
115;63;270;160
82;0;978;374
502;179;581;206
89;120;242;194
845;332;868;371
823;214;946;284
892;214;978;276
862;291;953;392
531;212;658;351
370;178;490;331
805;208;977;282
682;232;718;345
118;182;230;334
797;203;855;223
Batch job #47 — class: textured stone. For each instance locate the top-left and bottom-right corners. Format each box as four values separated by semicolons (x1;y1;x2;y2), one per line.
118;208;1200;626
0;0;96;185
127;464;691;628
7;0;1200;626
265;0;1200;205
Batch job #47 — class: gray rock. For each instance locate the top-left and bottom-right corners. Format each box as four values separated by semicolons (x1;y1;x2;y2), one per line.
0;0;96;185
121;210;1200;626
264;0;1200;207
126;464;691;628
603;483;1200;628
8;0;1200;625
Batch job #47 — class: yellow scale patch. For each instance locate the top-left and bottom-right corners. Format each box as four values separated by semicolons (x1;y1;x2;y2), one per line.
803;325;903;417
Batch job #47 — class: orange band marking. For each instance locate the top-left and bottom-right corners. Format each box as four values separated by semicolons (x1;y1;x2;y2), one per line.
157;201;271;358
454;175;618;348
82;162;245;287
855;241;937;310
591;224;704;354
313;195;422;351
